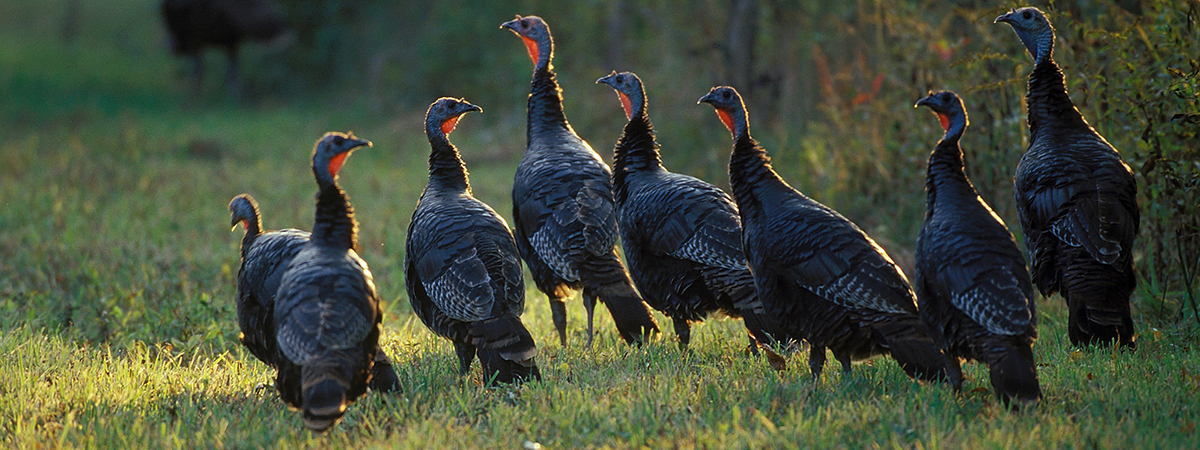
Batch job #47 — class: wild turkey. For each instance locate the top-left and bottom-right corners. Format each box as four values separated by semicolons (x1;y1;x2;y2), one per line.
229;194;307;366
160;0;292;95
997;7;1139;348
596;71;787;355
229;194;401;394
406;97;541;384
699;86;948;381
273;132;378;431
914;91;1041;405
501;15;659;347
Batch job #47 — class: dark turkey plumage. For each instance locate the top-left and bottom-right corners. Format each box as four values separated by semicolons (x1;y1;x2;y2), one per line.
160;0;292;95
230;193;307;366
998;7;1139;348
502;15;659;347
229;194;400;394
406;98;540;384
914;91;1041;405
700;86;948;381
597;71;787;355
273;132;378;432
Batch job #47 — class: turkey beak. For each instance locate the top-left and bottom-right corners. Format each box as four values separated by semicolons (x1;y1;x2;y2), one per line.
697;93;713;106
596;71;617;87
500;19;518;32
915;95;935;109
347;138;372;151
994;12;1014;24
465;103;483;114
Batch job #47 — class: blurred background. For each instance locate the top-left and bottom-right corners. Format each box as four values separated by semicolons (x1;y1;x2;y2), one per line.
0;0;1196;350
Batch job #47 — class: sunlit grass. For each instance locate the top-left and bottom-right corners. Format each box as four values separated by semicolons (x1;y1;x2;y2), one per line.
3;314;1199;448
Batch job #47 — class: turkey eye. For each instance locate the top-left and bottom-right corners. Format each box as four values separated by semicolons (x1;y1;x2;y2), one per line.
334;137;345;145
1022;11;1032;20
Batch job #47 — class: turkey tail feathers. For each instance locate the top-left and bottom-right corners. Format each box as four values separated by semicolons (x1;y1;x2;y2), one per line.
988;338;1042;406
1065;266;1137;348
302;378;347;432
473;315;541;384
368;349;401;393
740;309;790;351
878;318;950;382
298;347;372;432
590;276;659;344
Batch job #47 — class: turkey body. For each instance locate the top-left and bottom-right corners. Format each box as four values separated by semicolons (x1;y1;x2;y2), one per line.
273;133;379;432
700;86;947;381
406;98;540;384
161;0;288;56
914;91;1040;405
230;194;308;366
598;71;784;352
503;16;658;347
998;7;1138;348
230;194;400;393
160;0;291;94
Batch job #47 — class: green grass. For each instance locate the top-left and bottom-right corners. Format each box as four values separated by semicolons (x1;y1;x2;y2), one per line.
2;0;1199;448
5;316;1200;448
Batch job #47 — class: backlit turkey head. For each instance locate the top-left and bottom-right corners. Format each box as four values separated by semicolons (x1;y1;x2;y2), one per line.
426;97;482;139
501;15;552;68
995;7;1056;64
596;71;645;121
311;132;371;186
697;86;749;139
915;90;969;135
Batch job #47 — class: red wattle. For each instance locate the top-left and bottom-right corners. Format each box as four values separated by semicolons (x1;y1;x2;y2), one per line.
716;109;735;135
522;37;540;66
618;92;633;121
937;113;950;132
442;116;461;135
328;152;348;178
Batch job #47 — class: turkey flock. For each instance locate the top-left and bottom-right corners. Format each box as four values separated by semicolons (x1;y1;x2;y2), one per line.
226;7;1140;431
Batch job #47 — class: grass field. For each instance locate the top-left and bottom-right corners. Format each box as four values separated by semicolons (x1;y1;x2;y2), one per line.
2;0;1199;448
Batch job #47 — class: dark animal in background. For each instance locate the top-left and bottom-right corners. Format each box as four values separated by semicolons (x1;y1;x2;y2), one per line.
596;71;788;359
501;15;659;348
229;194;400;394
406;98;541;384
997;7;1139;348
699;86;948;382
914;91;1041;405
161;0;293;96
273;132;378;431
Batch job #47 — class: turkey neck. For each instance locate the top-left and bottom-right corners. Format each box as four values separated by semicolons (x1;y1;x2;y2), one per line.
240;213;262;258
1026;58;1087;140
311;180;358;251
426;130;471;194
925;131;975;217
613;107;663;202
527;64;572;142
728;129;785;212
